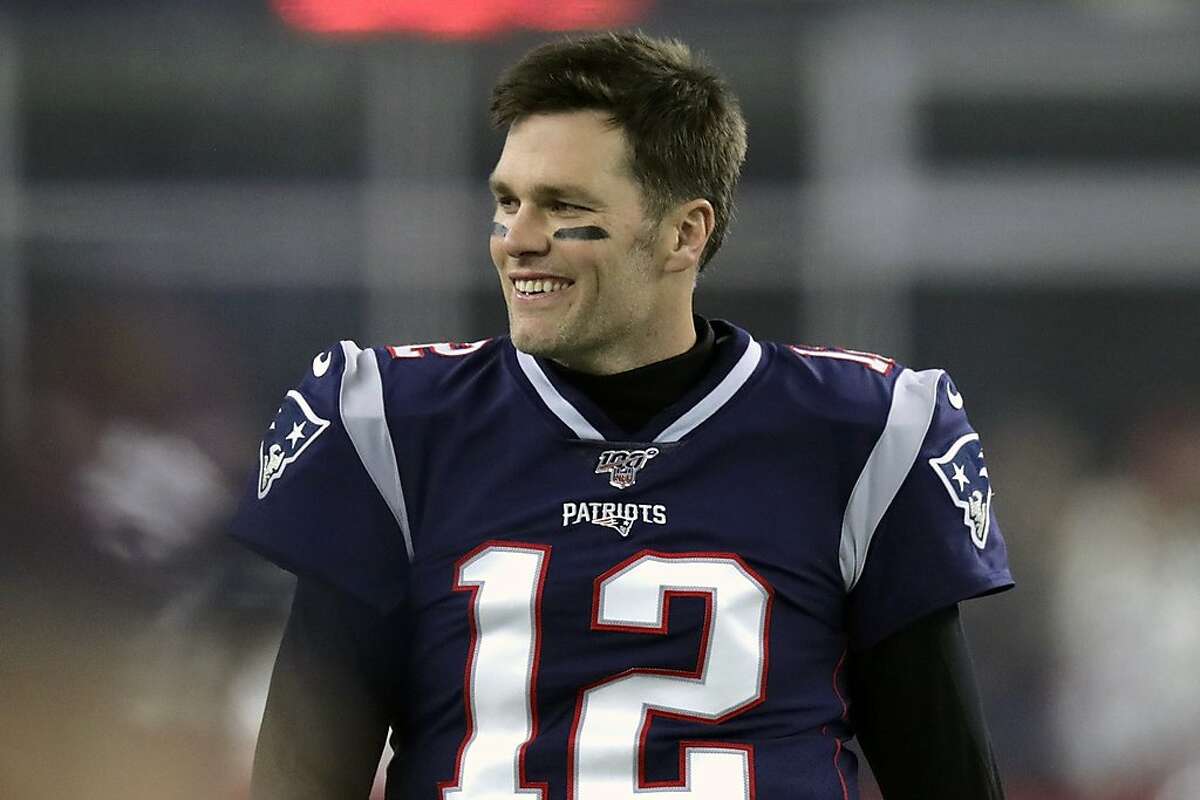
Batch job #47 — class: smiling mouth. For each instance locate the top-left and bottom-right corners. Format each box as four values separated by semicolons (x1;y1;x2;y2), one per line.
513;278;573;298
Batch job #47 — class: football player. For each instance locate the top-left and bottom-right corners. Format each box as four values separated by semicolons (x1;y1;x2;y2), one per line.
235;31;1012;799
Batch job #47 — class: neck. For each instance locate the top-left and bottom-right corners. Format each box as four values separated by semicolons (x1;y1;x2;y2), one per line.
546;316;717;435
553;306;698;376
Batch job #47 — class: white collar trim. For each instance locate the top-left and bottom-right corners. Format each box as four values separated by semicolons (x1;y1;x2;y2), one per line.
514;336;762;443
515;349;606;440
654;338;762;443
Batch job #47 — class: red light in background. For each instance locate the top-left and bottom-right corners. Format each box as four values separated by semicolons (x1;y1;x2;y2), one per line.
272;0;654;40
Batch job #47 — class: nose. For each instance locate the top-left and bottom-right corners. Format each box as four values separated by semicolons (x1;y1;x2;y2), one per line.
501;207;550;259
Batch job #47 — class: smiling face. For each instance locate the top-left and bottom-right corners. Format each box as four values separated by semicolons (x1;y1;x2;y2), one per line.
489;111;698;374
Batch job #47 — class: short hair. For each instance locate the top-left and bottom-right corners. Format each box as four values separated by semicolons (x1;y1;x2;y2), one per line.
490;31;748;270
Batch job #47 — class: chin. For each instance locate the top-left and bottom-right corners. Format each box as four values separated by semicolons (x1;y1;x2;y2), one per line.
509;319;563;358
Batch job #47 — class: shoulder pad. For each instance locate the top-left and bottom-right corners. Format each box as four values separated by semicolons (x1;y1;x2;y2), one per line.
775;342;905;426
233;341;413;611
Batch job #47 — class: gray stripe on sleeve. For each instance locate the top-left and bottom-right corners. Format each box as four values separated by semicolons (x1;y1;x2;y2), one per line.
338;341;415;562
839;368;943;592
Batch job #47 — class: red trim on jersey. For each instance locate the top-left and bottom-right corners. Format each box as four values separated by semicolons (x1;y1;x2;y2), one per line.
825;649;852;799
386;344;426;359
437;540;551;800
832;648;849;720
832;734;850;800
566;550;774;798
387;340;491;359
789;344;896;376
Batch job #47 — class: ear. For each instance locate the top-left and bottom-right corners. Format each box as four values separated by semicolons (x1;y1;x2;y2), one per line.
662;199;715;274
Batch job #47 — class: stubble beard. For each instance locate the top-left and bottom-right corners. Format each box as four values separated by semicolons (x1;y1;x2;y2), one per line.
507;303;575;360
507;295;617;369
506;221;660;370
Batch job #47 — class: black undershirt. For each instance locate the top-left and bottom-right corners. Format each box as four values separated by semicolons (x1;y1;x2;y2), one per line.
546;317;718;433
250;321;1005;799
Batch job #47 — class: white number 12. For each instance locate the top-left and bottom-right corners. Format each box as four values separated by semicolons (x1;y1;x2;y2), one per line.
440;542;772;800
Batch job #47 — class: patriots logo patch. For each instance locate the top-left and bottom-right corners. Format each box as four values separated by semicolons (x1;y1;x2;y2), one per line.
257;390;331;499
928;433;993;549
561;501;668;538
593;515;636;538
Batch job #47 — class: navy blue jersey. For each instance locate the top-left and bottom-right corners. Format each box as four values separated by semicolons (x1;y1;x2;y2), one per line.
233;320;1012;800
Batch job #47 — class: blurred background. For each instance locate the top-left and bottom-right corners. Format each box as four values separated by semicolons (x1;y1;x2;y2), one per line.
2;1;1199;798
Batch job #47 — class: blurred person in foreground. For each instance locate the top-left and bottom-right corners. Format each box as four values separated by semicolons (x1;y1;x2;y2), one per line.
1052;395;1200;800
233;32;1013;799
0;302;282;800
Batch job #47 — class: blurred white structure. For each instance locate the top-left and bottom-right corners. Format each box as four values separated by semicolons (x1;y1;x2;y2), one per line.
5;5;1197;362
1052;405;1200;795
0;16;24;446
1052;479;1200;795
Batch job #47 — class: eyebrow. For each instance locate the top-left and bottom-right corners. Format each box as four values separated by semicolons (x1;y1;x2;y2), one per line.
487;178;605;208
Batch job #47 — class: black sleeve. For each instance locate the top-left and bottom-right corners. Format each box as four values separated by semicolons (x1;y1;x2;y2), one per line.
848;604;1005;800
250;578;396;800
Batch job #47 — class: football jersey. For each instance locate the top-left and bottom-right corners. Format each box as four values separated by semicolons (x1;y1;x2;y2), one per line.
233;320;1012;800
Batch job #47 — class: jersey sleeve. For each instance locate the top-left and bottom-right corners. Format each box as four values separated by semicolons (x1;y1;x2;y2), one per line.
231;341;412;613
843;368;1013;651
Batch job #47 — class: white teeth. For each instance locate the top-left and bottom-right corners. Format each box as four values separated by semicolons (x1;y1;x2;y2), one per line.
514;278;570;295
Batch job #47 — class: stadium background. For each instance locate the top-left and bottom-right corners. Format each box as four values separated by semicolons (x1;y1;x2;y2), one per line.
2;1;1199;797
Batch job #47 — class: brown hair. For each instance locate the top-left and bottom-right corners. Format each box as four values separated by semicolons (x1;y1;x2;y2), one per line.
490;31;747;270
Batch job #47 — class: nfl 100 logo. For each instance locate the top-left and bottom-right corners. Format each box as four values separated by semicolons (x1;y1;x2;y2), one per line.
594;447;659;489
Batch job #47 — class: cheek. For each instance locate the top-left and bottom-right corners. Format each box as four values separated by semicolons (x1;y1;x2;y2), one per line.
489;238;507;272
592;246;650;294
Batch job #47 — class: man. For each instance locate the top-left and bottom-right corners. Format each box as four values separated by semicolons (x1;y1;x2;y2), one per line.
234;32;1012;799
